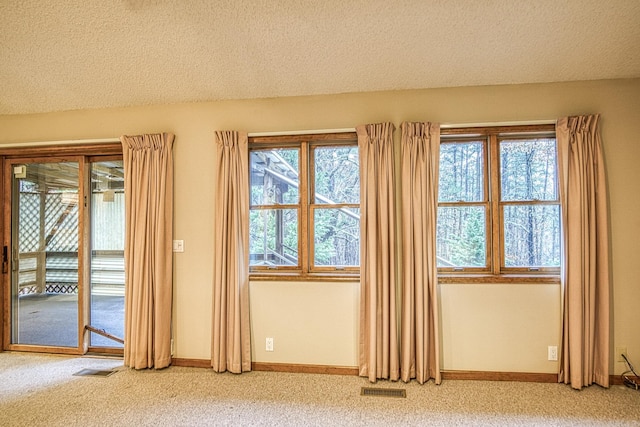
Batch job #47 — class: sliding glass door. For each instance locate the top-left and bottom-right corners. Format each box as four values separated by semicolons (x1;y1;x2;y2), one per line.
3;155;125;354
10;160;81;349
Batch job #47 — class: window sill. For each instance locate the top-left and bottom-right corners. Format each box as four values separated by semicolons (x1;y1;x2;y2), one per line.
249;272;559;284
438;275;560;285
249;272;360;282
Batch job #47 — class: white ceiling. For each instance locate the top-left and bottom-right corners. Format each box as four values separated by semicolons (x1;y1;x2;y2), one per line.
1;0;639;115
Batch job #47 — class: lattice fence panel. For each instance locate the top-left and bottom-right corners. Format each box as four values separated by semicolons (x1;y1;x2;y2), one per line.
17;190;80;295
45;193;79;252
45;283;78;294
18;193;40;252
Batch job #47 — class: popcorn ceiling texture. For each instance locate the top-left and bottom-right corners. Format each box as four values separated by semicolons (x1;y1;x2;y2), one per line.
0;0;639;115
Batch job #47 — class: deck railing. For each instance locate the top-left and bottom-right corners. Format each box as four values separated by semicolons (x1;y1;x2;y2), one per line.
18;250;124;296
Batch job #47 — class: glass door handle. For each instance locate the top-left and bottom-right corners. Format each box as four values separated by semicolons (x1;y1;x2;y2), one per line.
2;246;8;274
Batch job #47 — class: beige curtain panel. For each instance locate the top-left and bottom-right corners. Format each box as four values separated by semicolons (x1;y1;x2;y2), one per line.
400;122;442;385
557;114;611;389
121;133;174;369
357;122;400;382
212;130;252;373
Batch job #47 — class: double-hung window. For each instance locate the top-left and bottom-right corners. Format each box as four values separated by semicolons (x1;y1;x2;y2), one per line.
437;125;560;281
249;133;360;278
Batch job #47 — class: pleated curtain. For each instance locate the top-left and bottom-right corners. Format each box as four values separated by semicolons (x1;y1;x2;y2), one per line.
121;133;174;369
212;130;252;373
557;115;611;389
357;123;400;382
399;122;441;384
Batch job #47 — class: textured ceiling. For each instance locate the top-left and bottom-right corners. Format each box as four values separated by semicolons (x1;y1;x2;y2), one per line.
1;0;639;115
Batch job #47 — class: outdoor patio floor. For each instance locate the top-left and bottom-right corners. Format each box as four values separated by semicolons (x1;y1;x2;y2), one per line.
14;293;124;348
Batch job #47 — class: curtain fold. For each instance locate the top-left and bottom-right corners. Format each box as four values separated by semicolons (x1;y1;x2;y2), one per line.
121;133;174;369
212;130;252;373
557;114;610;389
357;122;399;382
399;122;441;384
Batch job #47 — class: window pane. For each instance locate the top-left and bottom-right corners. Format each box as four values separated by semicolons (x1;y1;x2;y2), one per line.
13;162;79;347
438;141;484;202
250;149;299;206
313;208;360;267
249;209;298;266
437;206;486;267
90;160;125;348
314;146;359;204
503;205;560;267
500;139;558;202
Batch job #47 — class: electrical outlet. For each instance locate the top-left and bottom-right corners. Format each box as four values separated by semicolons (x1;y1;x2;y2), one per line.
266;337;274;352
616;346;627;362
548;346;558;361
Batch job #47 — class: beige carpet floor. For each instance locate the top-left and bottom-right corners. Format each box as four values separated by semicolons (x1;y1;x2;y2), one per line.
1;352;639;426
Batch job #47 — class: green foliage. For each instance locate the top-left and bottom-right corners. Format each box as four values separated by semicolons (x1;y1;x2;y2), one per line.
314;209;359;266
249;137;560;270
439;141;483;202
437;206;485;267
249;144;360;267
437;138;560;268
314;147;359;204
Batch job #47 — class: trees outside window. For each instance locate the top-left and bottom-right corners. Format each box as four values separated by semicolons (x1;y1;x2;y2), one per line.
437;125;560;278
248;126;558;281
249;133;359;277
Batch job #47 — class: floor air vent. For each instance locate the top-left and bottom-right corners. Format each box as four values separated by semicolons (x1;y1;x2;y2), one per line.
360;387;406;398
73;369;115;377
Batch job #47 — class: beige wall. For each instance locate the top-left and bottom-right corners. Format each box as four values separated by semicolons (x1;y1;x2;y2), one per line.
1;78;638;375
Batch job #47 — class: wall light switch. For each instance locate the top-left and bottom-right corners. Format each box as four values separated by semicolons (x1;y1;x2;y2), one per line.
172;240;184;252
